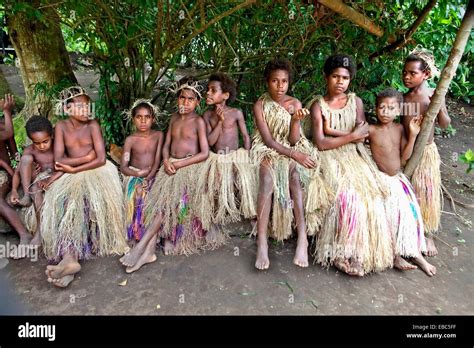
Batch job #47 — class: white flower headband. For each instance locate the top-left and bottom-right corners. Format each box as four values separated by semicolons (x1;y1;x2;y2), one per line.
122;98;162;123
54;86;90;115
409;46;440;79
169;80;203;99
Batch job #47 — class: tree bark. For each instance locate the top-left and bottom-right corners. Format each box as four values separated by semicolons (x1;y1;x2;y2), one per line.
404;0;474;177
6;0;77;120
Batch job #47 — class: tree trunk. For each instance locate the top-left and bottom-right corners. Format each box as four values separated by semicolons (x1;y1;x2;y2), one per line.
404;0;474;177
6;0;77;120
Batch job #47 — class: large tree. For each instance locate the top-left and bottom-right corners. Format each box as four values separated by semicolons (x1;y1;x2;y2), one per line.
5;0;77;120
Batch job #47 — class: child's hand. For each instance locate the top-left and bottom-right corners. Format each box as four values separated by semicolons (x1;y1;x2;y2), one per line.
292;108;310;121
216;105;225;122
55;162;76;174
292;151;316;169
352;121;369;140
137;167;151;177
0;94;15;113
163;159;176;175
9;190;19;205
409;117;422;136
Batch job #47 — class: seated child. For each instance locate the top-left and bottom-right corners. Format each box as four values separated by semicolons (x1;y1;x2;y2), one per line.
201;72;257;224
251;58;330;270
120;99;164;243
42;86;127;287
309;54;392;276
402;47;451;257
120;77;223;273
0;94;32;258
9;116;62;248
368;88;436;276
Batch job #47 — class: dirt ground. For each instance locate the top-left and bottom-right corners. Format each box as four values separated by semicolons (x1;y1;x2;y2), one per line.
0;65;472;315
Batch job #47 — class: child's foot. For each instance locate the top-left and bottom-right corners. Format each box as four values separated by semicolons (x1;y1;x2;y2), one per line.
163;239;174;256
18;194;32;207
423;236;438;257
348;260;364;277
9;235;32;259
126;251;157;273
255;239;270;270
119;243;145;267
411;255;437;277
394;255;417;271
45;258;81;288
293;237;309;268
335;258;363;277
28;234;42;249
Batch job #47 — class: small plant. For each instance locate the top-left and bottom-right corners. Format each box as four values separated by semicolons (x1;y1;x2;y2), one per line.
435;124;456;138
459;149;474;173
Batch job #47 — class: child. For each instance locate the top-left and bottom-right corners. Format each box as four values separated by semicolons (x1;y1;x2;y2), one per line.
402;48;451;257
251;58;330;270
368;88;436;276
42;86;127;287
9;116;63;248
120;77;221;273
0;94;32;259
201;72;257;224
309;54;392;276
120;99;164;243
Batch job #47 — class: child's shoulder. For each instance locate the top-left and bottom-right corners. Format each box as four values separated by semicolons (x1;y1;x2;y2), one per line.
227;106;243;117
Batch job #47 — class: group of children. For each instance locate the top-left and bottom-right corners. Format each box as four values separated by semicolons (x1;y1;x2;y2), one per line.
0;48;449;288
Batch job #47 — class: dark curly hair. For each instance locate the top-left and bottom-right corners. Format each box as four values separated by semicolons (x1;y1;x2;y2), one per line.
323;54;357;78
263;58;293;84
177;76;202;100
376;87;403;106
208;72;237;104
25;115;53;138
131;102;154;118
405;54;429;73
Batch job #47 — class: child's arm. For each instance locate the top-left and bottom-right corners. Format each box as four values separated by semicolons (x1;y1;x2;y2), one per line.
146;131;164;180
120;137;143;177
0;94;15;141
172;118;209;171
162;117;176;175
55;121;106;173
236;109;251;150
436;99;451;129
288;100;309;146
53;122;96;166
311;101;367;151
255;99;315;168
205;109;223;147
322;115;351;137
401;118;421;165
9;166;21;205
38;171;64;190
0;158;14;177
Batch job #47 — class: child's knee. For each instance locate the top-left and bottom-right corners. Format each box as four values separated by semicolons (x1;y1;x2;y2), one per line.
21;154;34;165
259;170;273;190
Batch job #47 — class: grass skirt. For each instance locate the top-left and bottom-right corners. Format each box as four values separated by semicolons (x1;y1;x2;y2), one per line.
123;175;153;242
411;142;442;235
144;157;227;255
383;172;426;257
41;161;127;261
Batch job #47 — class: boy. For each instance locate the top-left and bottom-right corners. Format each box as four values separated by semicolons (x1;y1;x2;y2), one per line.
120;99;164;243
0;94;32;258
402;48;451;257
42;86;127;287
10;116;62;248
368;88;436;276
201;72;256;224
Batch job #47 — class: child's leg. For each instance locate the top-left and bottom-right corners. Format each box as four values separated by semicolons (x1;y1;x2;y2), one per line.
29;185;43;247
120;212;163;268
255;160;273;270
0;180;31;258
288;163;308;268
18;154;34;206
410;254;436;277
45;251;81;288
394;255;417;271
125;233;158;273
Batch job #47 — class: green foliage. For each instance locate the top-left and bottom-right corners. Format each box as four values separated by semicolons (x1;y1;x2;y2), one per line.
459;149;474;174
435;124;457;138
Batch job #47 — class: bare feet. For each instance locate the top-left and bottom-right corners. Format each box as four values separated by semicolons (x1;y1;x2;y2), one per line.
18;194;32;207
335;258;364;276
29;234;42;249
293;237;309;268
45;257;81;288
423;236;438;257
163;239;174;256
126;252;157;273
119;243;145;267
9;235;32;259
411;255;437;277
394;255;417;271
255;238;270;270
